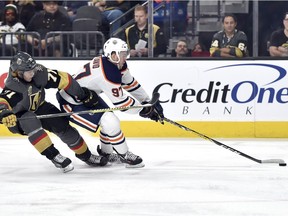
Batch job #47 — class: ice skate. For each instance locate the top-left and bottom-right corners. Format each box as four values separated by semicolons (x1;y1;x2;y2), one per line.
84;154;109;166
97;145;121;164
120;151;145;168
51;154;74;173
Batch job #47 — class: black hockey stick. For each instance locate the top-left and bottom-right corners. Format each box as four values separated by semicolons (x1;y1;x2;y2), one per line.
18;93;160;120
163;117;286;166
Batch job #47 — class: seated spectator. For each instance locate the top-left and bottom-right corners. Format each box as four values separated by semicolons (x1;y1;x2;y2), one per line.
191;42;210;57
269;12;288;57
26;0;72;57
0;4;25;56
171;40;191;57
124;5;167;57
210;14;248;58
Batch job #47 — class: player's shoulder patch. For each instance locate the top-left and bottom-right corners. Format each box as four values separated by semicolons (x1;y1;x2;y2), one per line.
101;57;122;84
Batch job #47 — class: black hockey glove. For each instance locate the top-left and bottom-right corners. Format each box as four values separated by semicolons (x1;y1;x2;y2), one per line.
0;109;17;128
139;101;164;124
81;87;99;108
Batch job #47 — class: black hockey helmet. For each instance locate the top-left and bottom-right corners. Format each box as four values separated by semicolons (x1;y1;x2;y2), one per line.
10;51;36;74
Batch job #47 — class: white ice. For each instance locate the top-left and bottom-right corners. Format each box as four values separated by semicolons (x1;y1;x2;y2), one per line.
1;137;288;216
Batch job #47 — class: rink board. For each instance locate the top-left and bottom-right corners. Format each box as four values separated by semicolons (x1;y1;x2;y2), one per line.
1;121;288;138
1;59;288;138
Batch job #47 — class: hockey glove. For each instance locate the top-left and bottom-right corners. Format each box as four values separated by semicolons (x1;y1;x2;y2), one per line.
81;87;99;108
0;109;17;128
139;101;164;124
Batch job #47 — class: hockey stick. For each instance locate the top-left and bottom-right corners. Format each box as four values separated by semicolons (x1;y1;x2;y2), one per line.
163;117;286;166
18;93;160;120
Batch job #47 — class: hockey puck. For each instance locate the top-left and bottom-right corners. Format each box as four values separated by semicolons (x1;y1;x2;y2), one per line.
279;163;287;166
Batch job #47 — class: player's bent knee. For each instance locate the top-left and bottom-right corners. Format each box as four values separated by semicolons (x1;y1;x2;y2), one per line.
56;126;81;144
100;112;121;135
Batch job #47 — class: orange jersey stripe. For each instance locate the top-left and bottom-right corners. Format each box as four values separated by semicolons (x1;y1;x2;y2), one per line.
109;133;124;142
100;134;110;141
72;114;97;131
120;97;134;107
123;80;139;90
63;104;72;112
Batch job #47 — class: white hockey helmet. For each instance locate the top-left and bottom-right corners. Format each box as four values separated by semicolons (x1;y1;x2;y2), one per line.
103;38;130;63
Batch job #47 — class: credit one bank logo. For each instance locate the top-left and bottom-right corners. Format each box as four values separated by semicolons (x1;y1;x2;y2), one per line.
154;63;288;104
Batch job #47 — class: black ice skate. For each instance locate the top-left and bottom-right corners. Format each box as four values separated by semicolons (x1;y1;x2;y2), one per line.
85;154;109;166
51;154;74;173
120;151;145;168
97;145;121;164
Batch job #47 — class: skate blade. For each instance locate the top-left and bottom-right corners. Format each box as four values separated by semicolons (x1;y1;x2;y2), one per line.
125;163;145;168
61;164;74;173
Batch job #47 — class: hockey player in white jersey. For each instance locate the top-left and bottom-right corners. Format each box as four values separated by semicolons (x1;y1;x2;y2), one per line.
57;38;164;168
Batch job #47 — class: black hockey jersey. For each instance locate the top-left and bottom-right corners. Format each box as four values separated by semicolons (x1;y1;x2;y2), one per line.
210;29;248;57
0;64;86;114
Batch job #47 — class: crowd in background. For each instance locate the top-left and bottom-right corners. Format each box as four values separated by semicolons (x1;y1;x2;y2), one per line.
0;0;288;58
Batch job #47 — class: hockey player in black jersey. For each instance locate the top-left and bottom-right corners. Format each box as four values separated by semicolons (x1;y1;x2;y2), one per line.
0;51;108;173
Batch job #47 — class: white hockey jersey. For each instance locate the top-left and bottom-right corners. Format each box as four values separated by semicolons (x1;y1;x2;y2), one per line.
60;56;150;114
0;22;25;45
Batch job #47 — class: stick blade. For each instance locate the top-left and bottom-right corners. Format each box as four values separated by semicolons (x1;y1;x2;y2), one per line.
261;159;286;164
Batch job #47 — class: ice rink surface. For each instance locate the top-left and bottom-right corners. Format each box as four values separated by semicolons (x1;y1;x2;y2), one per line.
1;137;288;216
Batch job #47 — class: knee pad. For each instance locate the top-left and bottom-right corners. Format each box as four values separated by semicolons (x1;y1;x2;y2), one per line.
99;112;121;136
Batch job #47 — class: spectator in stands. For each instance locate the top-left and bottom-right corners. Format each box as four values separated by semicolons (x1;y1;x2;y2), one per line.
210;13;248;58
0;4;25;56
172;40;190;57
26;0;72;57
124;5;166;57
92;0;131;37
269;12;288;57
191;42;210;57
0;4;26;44
14;1;43;27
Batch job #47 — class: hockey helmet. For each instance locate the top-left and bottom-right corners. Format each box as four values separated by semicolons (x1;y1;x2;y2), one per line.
103;38;130;63
10;51;36;73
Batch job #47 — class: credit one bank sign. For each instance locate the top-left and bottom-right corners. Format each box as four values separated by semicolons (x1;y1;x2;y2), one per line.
148;62;288;121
